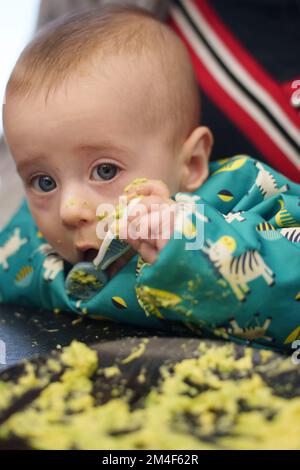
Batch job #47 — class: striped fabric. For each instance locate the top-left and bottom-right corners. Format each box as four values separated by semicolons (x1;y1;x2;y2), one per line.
167;0;300;182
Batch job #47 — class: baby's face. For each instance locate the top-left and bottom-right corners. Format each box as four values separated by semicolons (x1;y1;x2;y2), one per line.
4;58;182;264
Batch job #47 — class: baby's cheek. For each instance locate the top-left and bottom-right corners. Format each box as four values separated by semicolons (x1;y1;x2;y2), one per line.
34;218;62;251
27;205;49;235
53;242;75;264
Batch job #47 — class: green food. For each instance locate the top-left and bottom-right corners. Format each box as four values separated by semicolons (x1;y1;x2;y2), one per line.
67;270;103;296
0;340;299;450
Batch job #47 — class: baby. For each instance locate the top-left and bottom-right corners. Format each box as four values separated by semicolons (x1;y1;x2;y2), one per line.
3;5;211;270
1;5;300;352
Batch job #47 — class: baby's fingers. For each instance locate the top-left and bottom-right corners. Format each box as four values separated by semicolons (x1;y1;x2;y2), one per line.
127;205;175;244
139;242;158;264
124;178;170;199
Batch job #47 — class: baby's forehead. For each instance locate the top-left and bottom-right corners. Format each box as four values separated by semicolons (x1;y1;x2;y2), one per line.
5;8;199;149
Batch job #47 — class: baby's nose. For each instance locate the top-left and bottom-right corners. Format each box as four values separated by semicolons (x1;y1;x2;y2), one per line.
60;197;97;227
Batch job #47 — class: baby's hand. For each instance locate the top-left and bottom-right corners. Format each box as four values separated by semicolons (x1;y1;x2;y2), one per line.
122;179;176;264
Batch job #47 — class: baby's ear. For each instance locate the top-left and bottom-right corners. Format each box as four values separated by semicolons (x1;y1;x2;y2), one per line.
179;126;213;192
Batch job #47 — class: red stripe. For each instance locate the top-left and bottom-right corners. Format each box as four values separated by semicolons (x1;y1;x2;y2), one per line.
168;17;300;182
193;0;300;129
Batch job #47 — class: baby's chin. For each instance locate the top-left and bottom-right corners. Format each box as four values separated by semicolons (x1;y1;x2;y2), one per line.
53;248;81;266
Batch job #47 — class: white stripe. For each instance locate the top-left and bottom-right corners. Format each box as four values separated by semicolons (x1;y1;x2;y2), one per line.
180;0;300;147
170;6;300;169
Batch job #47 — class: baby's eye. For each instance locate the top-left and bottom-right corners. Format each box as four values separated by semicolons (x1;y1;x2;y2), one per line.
92;163;119;181
31;175;57;193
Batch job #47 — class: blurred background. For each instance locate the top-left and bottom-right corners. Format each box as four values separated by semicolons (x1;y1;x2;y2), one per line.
0;1;40;137
0;0;40;228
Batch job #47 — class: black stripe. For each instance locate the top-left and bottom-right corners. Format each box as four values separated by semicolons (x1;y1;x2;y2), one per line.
200;90;268;163
252;250;259;268
242;252;247;275
235;254;241;275
209;0;300;83
174;0;300;155
249;251;253;271
291;229;296;241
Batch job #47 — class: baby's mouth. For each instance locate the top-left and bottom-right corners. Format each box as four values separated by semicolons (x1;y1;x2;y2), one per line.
79;248;99;263
77;245;135;278
85;248;99;262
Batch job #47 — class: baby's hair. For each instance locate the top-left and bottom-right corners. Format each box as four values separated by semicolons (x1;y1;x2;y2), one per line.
6;4;200;150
